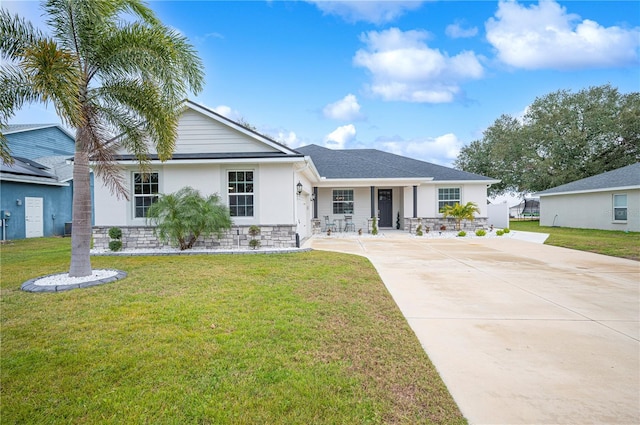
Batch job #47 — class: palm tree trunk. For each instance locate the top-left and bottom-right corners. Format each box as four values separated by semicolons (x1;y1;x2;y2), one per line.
69;126;93;277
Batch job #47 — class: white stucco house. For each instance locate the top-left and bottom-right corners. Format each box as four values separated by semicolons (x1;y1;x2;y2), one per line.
92;100;499;249
536;163;640;232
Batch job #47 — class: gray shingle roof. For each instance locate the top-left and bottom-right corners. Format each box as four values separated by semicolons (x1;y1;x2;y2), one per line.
536;163;640;196
3;124;58;134
296;144;496;181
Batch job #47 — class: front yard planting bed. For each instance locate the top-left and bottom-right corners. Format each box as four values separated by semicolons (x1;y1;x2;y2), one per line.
0;237;465;424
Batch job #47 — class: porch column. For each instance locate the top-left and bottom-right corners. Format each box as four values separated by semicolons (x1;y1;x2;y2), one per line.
313;187;318;219
370;186;375;217
413;185;418;218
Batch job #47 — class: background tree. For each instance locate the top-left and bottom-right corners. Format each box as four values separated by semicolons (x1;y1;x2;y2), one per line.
440;202;480;231
455;85;639;196
146;187;232;251
0;0;204;276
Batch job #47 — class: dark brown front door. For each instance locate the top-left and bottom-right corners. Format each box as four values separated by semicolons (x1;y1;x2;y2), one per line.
378;189;393;227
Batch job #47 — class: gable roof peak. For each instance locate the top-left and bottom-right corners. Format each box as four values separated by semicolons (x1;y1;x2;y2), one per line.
182;100;299;155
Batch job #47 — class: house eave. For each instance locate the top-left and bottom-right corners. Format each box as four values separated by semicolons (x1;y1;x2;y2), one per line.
537;185;640;197
315;177;434;187
0;174;70;186
105;156;307;166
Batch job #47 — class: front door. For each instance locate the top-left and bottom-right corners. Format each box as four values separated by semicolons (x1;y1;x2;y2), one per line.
25;197;44;238
378;189;392;227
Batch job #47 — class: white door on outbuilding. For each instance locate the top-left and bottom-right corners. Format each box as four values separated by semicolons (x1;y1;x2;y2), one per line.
25;197;44;238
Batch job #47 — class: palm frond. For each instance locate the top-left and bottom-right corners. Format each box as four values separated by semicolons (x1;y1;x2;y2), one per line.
0;8;43;60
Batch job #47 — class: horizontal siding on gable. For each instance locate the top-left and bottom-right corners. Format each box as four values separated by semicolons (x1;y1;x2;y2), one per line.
6;128;75;160
174;109;278;154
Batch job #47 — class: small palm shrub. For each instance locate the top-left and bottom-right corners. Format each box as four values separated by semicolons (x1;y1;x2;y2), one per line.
475;229;487;237
496;230;504;236
147;187;232;250
457;230;466;237
440;202;481;230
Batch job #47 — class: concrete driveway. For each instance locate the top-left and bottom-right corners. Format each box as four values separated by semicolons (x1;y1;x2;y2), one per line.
306;232;640;425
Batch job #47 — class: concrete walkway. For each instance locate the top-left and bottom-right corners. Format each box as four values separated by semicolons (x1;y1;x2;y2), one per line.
305;232;640;424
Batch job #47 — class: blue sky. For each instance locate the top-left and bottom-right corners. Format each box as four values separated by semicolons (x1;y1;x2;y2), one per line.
5;0;640;167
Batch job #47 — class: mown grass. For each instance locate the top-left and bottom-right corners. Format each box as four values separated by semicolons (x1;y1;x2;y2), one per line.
0;237;466;424
510;220;640;261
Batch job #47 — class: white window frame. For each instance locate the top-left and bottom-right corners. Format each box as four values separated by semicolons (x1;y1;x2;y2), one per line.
438;187;461;213
228;170;254;217
332;189;354;214
132;171;159;219
613;193;627;222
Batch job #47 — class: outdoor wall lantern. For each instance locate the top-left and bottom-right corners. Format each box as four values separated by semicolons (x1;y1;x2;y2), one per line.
296;181;303;196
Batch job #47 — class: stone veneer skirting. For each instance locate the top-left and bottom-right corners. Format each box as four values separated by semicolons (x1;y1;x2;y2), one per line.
93;225;298;250
404;217;489;233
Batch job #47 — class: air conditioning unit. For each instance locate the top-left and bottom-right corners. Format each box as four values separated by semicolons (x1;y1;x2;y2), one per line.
64;222;72;237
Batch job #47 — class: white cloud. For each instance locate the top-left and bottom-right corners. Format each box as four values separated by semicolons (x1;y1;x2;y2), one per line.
353;28;484;103
194;32;224;44
445;21;478;39
324;124;356;149
374;133;463;166
273;129;301;148
212;105;243;122
322;94;364;121
308;1;424;24
486;0;640;70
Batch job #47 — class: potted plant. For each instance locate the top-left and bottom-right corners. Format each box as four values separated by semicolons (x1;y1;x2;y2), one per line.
108;227;122;251
248;225;261;249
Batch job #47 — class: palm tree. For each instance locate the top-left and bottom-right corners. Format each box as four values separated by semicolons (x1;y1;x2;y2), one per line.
440;202;481;231
0;0;204;276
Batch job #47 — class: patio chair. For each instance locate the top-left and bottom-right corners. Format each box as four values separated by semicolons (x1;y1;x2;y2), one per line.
323;215;336;232
343;215;355;232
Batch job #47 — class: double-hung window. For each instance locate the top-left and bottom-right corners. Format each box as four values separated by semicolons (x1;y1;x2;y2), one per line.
229;171;254;217
438;188;460;212
332;189;354;214
133;172;159;218
613;194;627;221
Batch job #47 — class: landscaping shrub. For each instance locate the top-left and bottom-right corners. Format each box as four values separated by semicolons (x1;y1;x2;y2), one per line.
108;240;122;251
496;230;504;236
475;229;487;237
457;231;466;237
146;187;232;250
503;228;510;233
108;227;122;240
416;224;423;236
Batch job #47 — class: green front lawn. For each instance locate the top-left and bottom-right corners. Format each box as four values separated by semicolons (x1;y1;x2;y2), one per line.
510;220;640;261
0;238;465;424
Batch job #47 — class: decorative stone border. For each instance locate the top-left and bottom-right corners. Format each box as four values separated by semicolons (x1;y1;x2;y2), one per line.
21;270;128;293
91;247;312;256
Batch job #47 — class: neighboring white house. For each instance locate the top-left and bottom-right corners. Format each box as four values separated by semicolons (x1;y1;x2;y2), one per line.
536;163;640;232
92;100;499;249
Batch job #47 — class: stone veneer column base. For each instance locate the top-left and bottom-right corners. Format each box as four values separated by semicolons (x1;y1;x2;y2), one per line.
92;225;298;250
404;217;489;233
